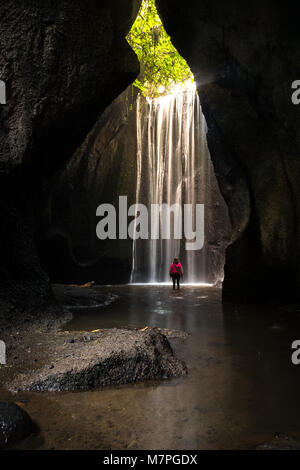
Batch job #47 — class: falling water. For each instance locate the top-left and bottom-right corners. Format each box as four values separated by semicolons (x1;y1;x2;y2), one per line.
130;82;230;284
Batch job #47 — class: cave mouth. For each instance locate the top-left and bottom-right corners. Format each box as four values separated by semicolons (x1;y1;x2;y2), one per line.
36;0;231;286
126;0;195;99
126;0;231;284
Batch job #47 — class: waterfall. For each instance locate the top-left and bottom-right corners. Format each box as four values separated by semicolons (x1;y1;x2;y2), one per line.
130;82;230;284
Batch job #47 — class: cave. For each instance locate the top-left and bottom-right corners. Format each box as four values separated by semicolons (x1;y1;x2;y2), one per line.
1;0;299;302
35;0;231;287
1;0;300;453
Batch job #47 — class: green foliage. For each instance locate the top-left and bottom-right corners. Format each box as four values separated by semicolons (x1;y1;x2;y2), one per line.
126;0;193;98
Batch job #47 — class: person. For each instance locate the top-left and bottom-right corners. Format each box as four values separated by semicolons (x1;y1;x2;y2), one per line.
169;257;183;290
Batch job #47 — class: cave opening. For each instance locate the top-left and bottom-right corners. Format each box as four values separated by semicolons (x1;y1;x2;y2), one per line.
2;0;300;453
36;0;232;287
126;0;231;284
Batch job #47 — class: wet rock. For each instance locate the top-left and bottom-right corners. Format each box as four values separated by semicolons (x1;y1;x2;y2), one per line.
0;401;35;449
0;0;141;305
52;284;118;309
10;328;187;392
156;328;189;340
157;0;300;301
256;434;300;450
40;86;139;284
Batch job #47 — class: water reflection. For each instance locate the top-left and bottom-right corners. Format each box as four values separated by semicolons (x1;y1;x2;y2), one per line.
65;285;225;335
4;285;300;449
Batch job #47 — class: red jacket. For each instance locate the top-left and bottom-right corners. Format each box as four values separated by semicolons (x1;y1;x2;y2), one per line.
169;262;183;277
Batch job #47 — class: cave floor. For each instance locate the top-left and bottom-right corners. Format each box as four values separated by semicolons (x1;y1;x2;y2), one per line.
2;284;300;450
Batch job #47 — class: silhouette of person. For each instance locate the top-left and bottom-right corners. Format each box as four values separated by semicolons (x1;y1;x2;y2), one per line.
169;257;183;290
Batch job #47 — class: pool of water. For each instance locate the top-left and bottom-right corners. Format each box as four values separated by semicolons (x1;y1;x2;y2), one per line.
3;285;300;449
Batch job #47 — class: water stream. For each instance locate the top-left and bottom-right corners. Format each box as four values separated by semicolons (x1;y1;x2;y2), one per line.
4;285;300;450
130;83;230;284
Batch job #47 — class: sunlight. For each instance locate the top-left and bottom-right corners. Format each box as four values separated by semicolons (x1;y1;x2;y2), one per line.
126;0;194;98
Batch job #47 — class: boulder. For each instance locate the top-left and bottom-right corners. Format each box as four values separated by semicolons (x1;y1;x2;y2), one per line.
0;401;35;449
10;328;188;392
0;0;141;304
157;0;300;301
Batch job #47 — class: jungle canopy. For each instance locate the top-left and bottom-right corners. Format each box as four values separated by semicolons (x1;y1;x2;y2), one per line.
126;0;194;98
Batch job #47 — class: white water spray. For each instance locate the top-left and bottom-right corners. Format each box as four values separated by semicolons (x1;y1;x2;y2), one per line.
130;81;230;284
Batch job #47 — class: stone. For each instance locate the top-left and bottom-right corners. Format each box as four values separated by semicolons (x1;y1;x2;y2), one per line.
10;328;187;392
156;0;300;301
0;0;141;305
0;401;35;449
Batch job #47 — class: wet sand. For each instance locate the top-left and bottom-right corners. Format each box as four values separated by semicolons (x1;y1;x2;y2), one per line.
1;284;300;449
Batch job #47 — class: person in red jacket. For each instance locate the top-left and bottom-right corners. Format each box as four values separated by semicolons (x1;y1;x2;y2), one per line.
169;257;183;290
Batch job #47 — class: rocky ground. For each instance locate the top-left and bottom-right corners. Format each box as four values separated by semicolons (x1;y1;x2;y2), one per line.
0;284;187;391
8;327;187;393
0;401;35;449
256;434;300;450
0;283;188;447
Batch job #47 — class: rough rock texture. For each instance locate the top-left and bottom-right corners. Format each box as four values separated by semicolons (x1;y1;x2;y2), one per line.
10;328;187;392
52;283;118;308
0;401;35;449
0;187;52;309
38;83;231;284
0;0;141;174
1;0;299;303
256;434;300;450
37;86;139;283
157;0;300;301
0;0;141;304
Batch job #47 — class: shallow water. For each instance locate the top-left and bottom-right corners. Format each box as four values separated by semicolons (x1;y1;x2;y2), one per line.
3;285;300;449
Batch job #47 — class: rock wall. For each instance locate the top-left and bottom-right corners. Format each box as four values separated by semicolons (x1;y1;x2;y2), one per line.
1;0;299;302
42;84;231;285
38;86;139;283
0;1;141;303
157;0;300;300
